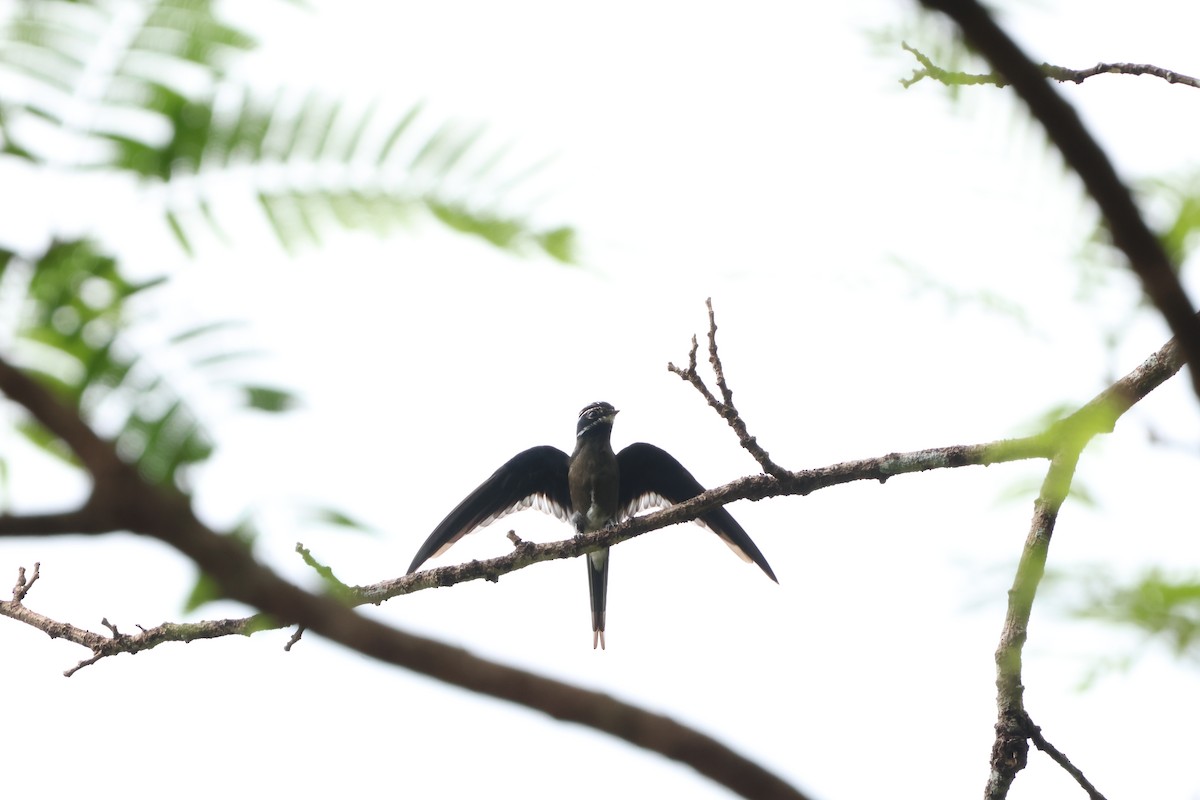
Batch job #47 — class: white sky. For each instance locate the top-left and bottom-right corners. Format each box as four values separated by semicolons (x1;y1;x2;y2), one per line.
4;2;1200;798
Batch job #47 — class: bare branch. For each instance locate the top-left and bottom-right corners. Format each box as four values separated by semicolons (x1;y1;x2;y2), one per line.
0;352;810;800
669;299;789;478
284;626;305;651
1045;61;1200;89
917;0;1200;402
2;315;1189;649
0;302;1190;798
1023;714;1109;800
901;42;1200;90
0;561;810;800
11;561;39;602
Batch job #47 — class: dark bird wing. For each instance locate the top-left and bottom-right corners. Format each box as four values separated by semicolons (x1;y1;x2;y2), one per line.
616;442;777;583
407;445;572;574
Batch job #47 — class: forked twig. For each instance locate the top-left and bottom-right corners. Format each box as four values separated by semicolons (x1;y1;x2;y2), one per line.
668;299;789;478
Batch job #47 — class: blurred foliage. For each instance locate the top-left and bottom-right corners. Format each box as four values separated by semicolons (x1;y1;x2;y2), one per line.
1141;171;1200;274
891;20;1200;684
888;257;1033;331
0;239;295;489
0;0;576;260
184;517;259;611
1076;570;1200;658
0;0;573;608
304;505;379;535
1049;567;1200;687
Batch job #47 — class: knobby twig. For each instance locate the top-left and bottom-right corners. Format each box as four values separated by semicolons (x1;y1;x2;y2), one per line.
901;42;1200;90
916;0;1200;403
11;561;39;602
2;308;1188;665
669;298;790;478
0;303;1189;798
0;351;809;800
1;437;1044;671
2;565;277;676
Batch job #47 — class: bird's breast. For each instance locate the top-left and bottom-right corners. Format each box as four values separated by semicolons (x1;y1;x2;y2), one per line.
568;444;619;531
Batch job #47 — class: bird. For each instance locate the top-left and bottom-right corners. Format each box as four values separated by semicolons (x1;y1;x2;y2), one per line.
406;401;777;649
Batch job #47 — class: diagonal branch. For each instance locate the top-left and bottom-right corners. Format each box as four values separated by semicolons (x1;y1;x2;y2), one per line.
1024;713;1109;800
918;0;1200;403
987;445;1082;800
0;560;810;800
0;352;809;800
0;303;1190;799
669;298;790;478
2;307;1190;647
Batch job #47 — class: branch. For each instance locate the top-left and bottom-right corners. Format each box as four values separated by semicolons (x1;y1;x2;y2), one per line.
987;445;1082;800
668;298;789;478
1024;714;1109;800
0;561;809;800
0;306;1188;798
901;42;1200;90
0;509;118;536
0;353;809;800
916;1;1200;402
2;308;1188;622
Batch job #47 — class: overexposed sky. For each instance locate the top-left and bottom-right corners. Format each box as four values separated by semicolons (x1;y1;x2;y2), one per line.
4;2;1200;799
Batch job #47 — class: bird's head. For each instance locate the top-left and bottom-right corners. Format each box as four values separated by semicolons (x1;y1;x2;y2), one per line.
576;401;618;439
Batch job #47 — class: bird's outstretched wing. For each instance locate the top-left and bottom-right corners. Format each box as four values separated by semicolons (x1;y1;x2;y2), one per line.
616;442;777;582
407;445;573;574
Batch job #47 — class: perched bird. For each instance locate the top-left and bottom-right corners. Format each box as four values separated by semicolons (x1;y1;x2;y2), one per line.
406;402;777;648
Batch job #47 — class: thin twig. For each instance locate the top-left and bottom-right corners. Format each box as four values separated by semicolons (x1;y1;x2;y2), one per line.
11;561;39;603
0;352;810;800
1024;713;1109;800
2;316;1189;671
668;299;790;478
284;626;305;652
901;42;1200;90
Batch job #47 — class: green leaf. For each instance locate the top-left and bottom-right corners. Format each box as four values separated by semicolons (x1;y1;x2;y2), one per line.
1071;568;1200;659
168;320;244;345
183;570;223;613
306;506;377;534
376;102;423;165
2;0;580;262
538;226;578;264
242;385;298;413
165;210;194;256
8;239;289;488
